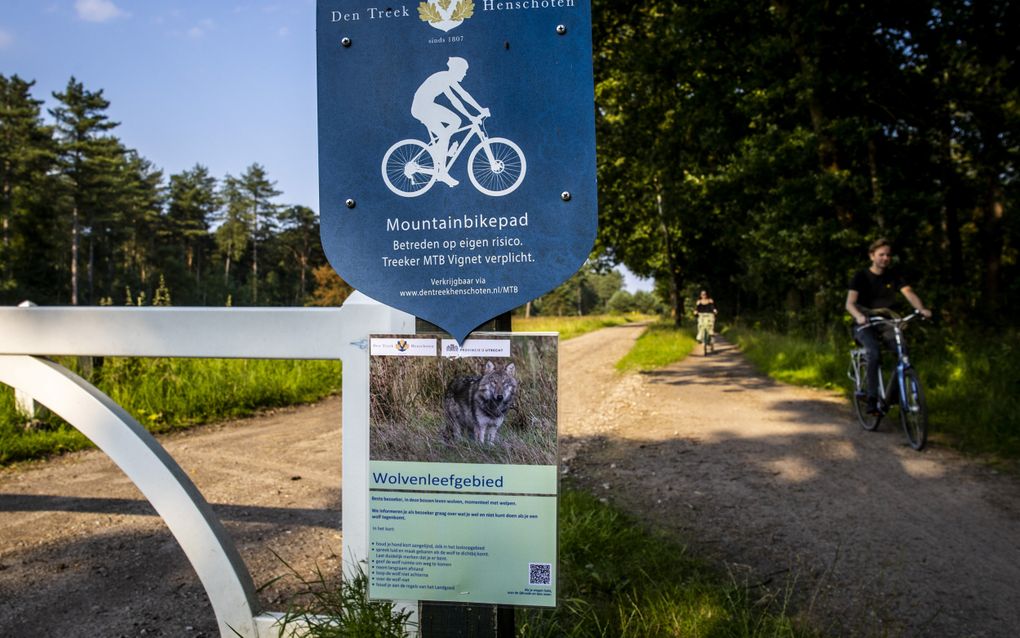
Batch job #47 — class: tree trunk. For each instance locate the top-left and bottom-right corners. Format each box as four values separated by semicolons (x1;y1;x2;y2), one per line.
71;205;79;305
298;254;308;302
87;234;94;305
981;174;1005;313
867;138;884;229
1;178;10;286
251;209;259;305
655;186;683;325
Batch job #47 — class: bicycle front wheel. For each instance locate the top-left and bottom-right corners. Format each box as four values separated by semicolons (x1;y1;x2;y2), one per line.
382;140;436;197
467;137;526;196
852;357;882;431
899;368;927;450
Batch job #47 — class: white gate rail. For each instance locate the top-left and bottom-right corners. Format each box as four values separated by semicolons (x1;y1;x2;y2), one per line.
0;293;415;637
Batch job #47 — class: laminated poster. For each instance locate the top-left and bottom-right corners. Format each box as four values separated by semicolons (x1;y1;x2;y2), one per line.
367;332;558;606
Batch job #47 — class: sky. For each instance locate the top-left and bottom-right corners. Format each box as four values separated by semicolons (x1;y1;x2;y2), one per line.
0;0;652;292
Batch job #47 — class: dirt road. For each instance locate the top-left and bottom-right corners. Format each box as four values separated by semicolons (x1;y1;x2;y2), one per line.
2;325;1019;636
560;326;1020;638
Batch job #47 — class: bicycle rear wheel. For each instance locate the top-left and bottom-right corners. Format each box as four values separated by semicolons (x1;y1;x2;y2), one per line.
852;357;882;431
381;140;436;197
898;368;927;450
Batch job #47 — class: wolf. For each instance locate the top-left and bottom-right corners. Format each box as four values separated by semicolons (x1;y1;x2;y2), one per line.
443;360;518;445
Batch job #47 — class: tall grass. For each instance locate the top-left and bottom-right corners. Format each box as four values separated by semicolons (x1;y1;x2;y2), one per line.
271;489;808;637
0;386;91;463
513;314;645;340
727;324;1020;459
0;357;341;465
517;489;807;637
725;328;846;390
98;357;341;430
616;321;698;373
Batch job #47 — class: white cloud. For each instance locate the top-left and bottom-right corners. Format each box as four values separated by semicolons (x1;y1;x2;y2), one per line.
0;28;13;50
187;18;215;39
75;0;127;23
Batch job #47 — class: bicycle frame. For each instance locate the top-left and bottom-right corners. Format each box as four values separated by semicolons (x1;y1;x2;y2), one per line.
427;117;489;173
856;311;921;413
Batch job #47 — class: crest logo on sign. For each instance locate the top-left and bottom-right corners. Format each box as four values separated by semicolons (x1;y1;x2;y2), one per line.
418;0;474;32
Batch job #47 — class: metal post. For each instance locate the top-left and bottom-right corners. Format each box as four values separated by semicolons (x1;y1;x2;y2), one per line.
416;313;516;638
13;301;37;419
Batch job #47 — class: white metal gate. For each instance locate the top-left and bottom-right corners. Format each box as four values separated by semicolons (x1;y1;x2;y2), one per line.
0;293;414;637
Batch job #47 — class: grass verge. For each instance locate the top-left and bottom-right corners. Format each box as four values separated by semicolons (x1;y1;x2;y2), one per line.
273;489;809;638
517;489;807;637
0;358;341;466
724;328;845;390
727;324;1020;460
513;314;647;340
616;321;698;373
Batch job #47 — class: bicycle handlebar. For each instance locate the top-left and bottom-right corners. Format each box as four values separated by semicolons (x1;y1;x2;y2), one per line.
862;310;925;328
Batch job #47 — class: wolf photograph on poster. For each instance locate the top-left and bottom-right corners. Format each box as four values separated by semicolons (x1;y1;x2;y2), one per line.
369;334;557;466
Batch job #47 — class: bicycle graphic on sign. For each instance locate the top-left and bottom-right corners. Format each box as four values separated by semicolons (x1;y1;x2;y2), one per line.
381;56;527;198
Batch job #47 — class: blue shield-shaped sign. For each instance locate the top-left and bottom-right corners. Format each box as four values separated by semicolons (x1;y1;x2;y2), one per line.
316;0;597;341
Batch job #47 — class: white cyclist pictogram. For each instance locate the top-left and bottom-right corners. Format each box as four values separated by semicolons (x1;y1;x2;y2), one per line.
381;56;526;197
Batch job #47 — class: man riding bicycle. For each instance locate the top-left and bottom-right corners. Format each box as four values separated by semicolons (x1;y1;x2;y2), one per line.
845;238;932;415
411;56;490;188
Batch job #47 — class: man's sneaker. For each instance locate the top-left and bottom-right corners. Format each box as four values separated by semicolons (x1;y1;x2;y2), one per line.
437;173;459;187
866;398;881;415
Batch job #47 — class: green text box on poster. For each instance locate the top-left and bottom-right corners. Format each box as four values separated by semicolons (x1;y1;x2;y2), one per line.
369;489;556;606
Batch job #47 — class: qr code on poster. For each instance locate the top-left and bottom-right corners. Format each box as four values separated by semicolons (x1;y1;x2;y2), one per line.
528;563;552;586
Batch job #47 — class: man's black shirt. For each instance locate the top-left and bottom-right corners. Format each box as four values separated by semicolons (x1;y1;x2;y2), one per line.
849;268;908;311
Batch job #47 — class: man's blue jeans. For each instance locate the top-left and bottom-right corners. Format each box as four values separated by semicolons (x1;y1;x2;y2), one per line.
855;323;897;401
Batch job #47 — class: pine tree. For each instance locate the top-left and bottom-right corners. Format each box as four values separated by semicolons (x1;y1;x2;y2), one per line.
237;163;281;304
166;164;218;300
50;77;122;305
0;74;56;301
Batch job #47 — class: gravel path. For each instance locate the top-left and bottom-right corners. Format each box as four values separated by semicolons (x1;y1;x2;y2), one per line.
2;325;1019;637
559;329;1020;638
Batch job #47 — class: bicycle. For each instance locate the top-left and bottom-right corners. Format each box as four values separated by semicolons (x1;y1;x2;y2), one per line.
847;310;927;450
381;115;526;198
696;312;715;356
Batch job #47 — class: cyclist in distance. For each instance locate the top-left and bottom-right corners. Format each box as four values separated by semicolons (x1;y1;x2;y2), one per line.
411;56;490;188
694;289;718;348
845;238;932;415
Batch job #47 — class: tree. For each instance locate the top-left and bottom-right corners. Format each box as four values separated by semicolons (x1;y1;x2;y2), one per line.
308;263;353;306
532;262;623;316
277;205;321;304
593;0;755;323
0;74;56;301
112;150;165;299
166;164;218;301
220;163;281;304
592;1;1020;328
50;77;122;305
216;175;249;296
